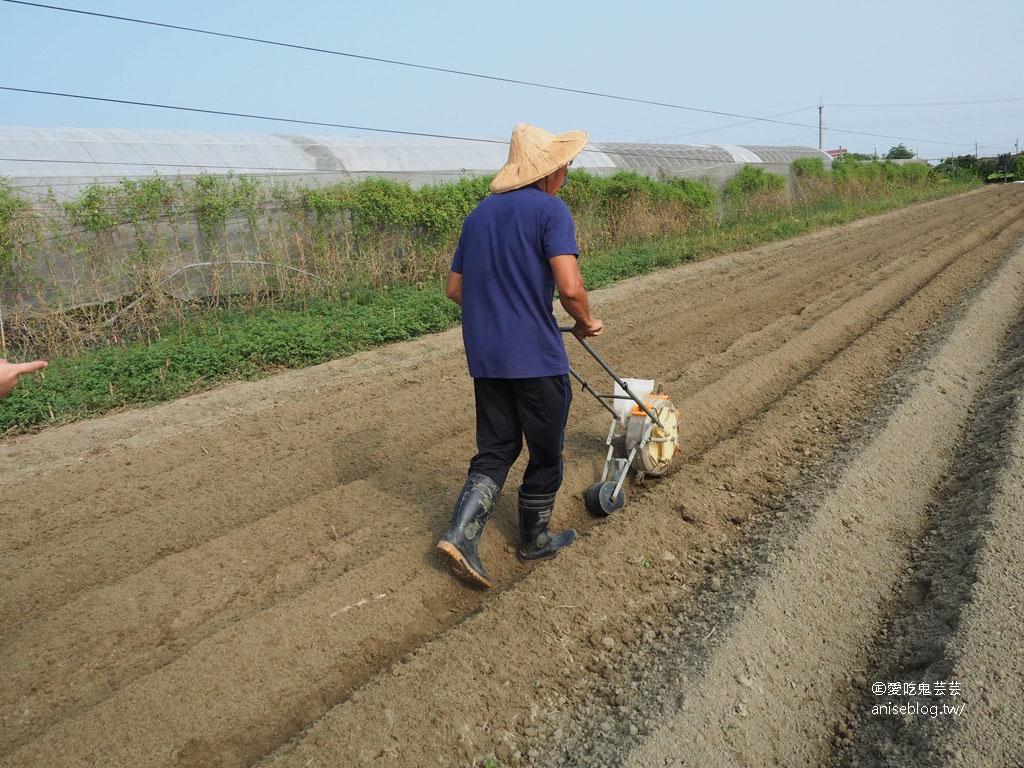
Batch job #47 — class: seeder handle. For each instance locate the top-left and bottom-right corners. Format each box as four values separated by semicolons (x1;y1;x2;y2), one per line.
567;367;618;419
560;327;664;429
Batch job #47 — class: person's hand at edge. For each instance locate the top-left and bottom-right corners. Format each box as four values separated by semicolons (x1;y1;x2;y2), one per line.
0;358;48;399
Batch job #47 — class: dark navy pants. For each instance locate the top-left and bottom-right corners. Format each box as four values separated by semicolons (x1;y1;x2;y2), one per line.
469;375;572;494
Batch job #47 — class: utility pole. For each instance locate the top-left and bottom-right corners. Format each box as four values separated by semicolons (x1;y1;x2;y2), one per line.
818;101;823;151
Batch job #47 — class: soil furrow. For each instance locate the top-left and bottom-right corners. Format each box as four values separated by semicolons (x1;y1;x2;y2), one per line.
827;302;1024;767
613;241;1024;768
1;186;1023;767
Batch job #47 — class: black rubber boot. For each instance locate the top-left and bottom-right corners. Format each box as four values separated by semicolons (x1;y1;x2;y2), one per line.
437;472;501;588
517;489;577;563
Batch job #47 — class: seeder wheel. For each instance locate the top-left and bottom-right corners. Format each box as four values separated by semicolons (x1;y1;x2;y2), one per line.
585;481;627;517
625;396;681;476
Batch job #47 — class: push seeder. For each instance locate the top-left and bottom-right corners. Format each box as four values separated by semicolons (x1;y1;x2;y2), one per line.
562;329;682;516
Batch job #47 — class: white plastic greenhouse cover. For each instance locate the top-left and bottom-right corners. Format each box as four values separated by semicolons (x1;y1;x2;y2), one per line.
0;126;832;200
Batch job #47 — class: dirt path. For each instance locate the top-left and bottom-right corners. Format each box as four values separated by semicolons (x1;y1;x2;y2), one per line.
2;185;1023;767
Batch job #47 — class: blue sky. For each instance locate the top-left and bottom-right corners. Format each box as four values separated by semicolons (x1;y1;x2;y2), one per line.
2;0;1021;160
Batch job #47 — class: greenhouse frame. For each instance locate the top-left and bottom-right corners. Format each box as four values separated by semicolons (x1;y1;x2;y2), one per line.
0;126;832;201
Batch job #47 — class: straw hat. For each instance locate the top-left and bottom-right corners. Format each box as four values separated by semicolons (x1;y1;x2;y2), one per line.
489;123;589;193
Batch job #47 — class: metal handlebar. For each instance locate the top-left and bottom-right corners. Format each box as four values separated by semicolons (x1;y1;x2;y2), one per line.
560;327;664;429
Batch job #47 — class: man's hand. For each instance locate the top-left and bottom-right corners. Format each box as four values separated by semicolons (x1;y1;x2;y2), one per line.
0;358;47;399
572;318;603;339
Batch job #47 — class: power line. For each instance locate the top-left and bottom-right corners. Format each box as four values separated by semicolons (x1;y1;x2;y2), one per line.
0;1;987;149
0;85;499;144
0;0;825;132
1;87;803;156
646;107;817;142
0;86;846;170
1;82;971;156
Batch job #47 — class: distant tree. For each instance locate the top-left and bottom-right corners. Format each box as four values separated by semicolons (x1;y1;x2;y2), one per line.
1015;154;1024;180
977;156;999;179
884;143;915;160
934;154;981;180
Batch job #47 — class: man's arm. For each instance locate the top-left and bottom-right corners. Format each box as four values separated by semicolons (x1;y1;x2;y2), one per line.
550;255;602;338
445;270;463;307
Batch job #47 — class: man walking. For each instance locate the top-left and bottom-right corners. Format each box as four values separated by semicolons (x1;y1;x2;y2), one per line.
437;123;603;588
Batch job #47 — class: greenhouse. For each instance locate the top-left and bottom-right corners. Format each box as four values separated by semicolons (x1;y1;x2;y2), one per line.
0;126;836;320
0;126;832;200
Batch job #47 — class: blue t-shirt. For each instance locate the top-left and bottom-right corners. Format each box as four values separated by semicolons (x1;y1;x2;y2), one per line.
451;185;579;379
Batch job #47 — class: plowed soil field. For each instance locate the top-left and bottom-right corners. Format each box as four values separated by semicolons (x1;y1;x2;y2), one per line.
3;185;1024;768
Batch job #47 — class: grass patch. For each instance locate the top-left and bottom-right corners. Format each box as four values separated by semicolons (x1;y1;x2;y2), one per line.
1;287;459;433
